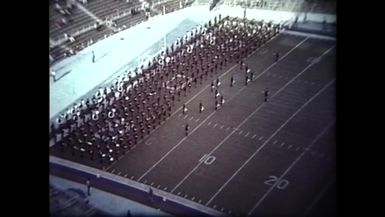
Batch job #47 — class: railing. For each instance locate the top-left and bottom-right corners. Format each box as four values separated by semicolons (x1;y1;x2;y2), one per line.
51;3;145;49
49;1;159;47
222;0;334;14
54;0;315;59
51;23;97;48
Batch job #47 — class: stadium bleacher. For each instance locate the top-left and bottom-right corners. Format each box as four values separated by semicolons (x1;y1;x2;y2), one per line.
50;0;157;65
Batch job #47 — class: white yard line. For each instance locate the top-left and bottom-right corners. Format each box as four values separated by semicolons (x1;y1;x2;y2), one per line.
137;35;312;183
303;179;335;216
247;120;336;216
171;39;323;194
207;78;336;206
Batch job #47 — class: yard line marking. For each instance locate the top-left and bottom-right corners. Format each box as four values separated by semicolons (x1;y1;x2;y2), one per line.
273;140;278;144
252;37;309;82
280;142;285;147
137;82;247;181
85;207;97;217
283;30;337;41
169;64;238;118
220;125;224;129
176;72;333;196
195;118;200;122
208;121;212;126
189;116;194;121
226;127;230;131
304;179;335;216
124;174;128;177
288;144;292;149
213;123;218;128
178;113;182;117
207;78;336;206
163;187;168;190
238;130;243;135
244;132;250;137
295;147;300;151
258;136;264;141
175;43;319;198
139;37;311;183
252;134;257;139
157;184;161;188
248;120;336;215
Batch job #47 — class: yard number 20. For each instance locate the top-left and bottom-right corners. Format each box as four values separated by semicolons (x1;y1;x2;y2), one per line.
264;175;290;190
